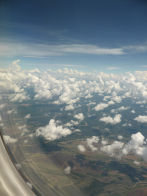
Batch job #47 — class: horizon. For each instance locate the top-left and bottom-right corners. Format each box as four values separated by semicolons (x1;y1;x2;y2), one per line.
0;0;147;72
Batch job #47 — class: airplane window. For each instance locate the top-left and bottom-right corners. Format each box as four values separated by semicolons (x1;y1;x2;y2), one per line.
0;0;147;196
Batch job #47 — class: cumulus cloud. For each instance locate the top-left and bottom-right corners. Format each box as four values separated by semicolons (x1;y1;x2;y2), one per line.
118;106;129;111
111;106;129;114
0;104;6;109
94;103;109;111
131;110;135;114
64;166;71;175
112;96;122;103
79;132;147;161
24;114;31;119
86;136;99;151
100;114;122;124
78;144;86;152
122;123;132;127
101;132;147;161
36;119;72;141
101;141;124;157
9;59;21;71
3;135;18;144
133;160;140;165
122;132;145;156
10;93;30;102
134;115;147;123
1;59;147;113
74;113;84;121
117;135;123;140
64;104;74;111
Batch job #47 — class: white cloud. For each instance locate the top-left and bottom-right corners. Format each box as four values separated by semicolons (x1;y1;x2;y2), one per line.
122;123;132;127
0;104;6;109
86;136;99;151
122;132;145;156
131;110;135;114
64;166;71;175
6;109;16;114
124;44;147;53
117;135;123;140
107;66;118;70
0;41;125;57
100;114;122;124
64;104;74;111
101;138;108;145
36;119;72;141
74;113;84;121
118;106;129;111
101;132;147;161
134;115;147;123
94;103;109;111
101;141;124;157
9;59;21;71
10;93;30;102
24;114;31;119
133;161;140;165
78;144;86;152
3;135;18;144
112;96;122;103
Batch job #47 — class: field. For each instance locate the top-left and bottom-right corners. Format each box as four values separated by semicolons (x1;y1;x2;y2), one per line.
1;100;147;196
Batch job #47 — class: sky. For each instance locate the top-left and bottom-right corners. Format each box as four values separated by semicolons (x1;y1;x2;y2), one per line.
0;0;147;72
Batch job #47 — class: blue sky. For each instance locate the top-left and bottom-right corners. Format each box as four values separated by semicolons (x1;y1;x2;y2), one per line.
0;0;147;72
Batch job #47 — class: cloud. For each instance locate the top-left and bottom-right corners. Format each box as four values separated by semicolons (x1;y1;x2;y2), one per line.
64;166;71;175
10;93;30;102
0;41;125;57
3;135;18;144
9;59;21;71
6;109;17;114
94;103;109;111
134;115;147;123
0;104;6;109
112;96;122;103
1;59;147;110
100;114;122;124
131;110;135;114
36;119;72;141
24;114;31;119
101;141;124;157
101;132;147;161
17;124;29;136
117;135;123;140
117;106;129;111
64;104;74;111
122;132;145;156
74;113;84;121
78;144;86;152
133;161;140;165
141;65;147;68
86;136;99;151
107;66;118;70
77;132;147;161
124;44;147;53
